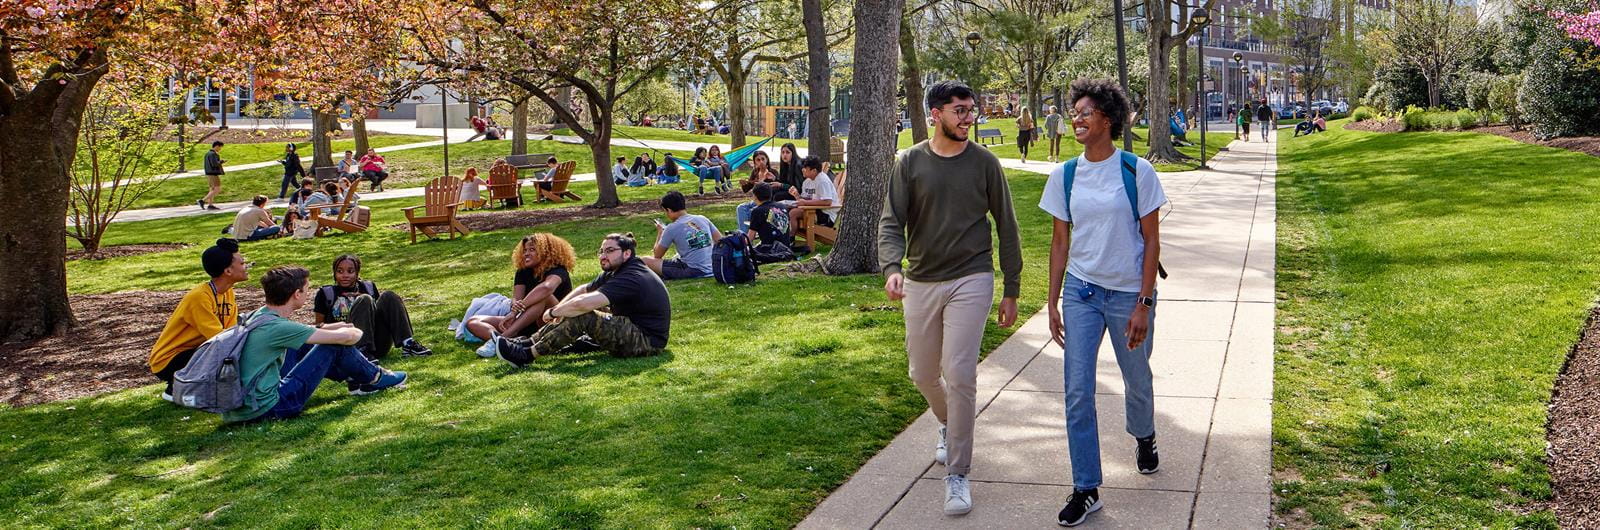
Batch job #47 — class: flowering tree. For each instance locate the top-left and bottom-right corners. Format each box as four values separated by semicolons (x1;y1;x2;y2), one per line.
1551;5;1600;46
0;0;407;342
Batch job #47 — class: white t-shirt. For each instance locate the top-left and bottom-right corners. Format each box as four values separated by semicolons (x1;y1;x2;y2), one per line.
231;206;273;241
460;179;482;201
800;172;841;219
1038;150;1167;293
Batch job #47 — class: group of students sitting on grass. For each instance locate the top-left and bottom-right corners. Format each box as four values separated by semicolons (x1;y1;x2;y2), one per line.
228;177;364;241
612;153;681;187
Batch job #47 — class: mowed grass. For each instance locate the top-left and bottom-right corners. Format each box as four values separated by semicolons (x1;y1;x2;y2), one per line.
8;168;1064;528
156;133;437;175
895;121;1234;173
1272;121;1599;526
127;138;661;210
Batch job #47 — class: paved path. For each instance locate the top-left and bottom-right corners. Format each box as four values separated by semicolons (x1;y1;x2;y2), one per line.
799;131;1278;529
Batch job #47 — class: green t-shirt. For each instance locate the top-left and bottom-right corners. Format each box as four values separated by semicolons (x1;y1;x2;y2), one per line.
221;307;316;423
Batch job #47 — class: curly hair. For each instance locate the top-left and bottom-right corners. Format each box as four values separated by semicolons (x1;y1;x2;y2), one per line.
513;232;577;274
1068;78;1132;143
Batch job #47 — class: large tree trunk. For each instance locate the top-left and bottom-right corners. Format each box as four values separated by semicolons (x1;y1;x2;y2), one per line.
311;109;337;168
824;0;901;275
1145;15;1186;163
725;63;749;148
900;15;928;145
802;0;833;163
512;98;529;155
0;62;105;342
586;106;621;208
353;113;370;158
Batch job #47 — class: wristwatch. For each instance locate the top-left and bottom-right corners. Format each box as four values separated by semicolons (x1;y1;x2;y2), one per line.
1137;296;1156;308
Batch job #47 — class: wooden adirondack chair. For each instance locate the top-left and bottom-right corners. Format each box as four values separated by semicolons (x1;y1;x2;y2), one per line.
486;160;521;208
401;176;471;243
796;170;846;249
538;160;581;202
306;188;368;236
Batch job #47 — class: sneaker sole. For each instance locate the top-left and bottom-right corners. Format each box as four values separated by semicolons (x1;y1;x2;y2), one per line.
495;346;528;367
1057;500;1102;526
349;382;406;396
944;503;972;516
1138;465;1159;474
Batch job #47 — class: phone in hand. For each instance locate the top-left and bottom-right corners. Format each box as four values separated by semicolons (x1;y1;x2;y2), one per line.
653;218;665;230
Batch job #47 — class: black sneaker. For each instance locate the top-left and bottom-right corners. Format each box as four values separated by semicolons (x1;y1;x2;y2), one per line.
399;338;433;357
206;204;220;210
197;199;208;210
1136;435;1160;474
495;336;536;367
1056;488;1101;527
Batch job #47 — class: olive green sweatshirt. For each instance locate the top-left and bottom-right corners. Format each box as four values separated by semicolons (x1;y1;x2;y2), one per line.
877;141;1023;298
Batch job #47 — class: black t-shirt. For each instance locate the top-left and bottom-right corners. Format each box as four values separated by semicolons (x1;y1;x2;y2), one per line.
749;201;792;245
770;182;796;202
587;257;671;348
313;280;377;322
514;266;573;301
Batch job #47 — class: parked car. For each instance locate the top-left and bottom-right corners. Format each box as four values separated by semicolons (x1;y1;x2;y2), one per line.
1312;100;1334;116
1274;103;1295;120
1333;100;1350;114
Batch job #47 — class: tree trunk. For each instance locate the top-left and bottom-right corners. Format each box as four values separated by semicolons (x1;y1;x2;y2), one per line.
554;87;572;125
1145;19;1186;163
512;98;529;155
725;64;749;148
901;15;928;145
353;113;370;157
587;106;621;208
1177;43;1190;122
311;109;337;168
0;63;105;342
803;0;833;163
824;0;901;275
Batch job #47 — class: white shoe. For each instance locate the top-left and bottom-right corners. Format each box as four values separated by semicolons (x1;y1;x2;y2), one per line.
160;391;173;403
935;425;948;465
476;332;500;358
944;474;972;515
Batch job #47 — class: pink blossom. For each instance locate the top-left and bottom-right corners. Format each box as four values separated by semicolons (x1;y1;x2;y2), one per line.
26;6;46;17
1551;9;1600;46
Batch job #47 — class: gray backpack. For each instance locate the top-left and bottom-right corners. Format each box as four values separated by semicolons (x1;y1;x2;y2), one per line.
171;311;279;414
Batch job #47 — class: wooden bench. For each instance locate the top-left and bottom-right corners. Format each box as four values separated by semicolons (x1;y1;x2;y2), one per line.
486;161;521;208
401;176;470;243
537;160;581;203
976;128;1004;145
795;170;846;249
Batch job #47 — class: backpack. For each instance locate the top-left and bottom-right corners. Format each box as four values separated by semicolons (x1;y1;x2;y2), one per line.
1061;151;1169;279
170;311;280;414
751;240;796;265
712;232;758;284
320;280;377;312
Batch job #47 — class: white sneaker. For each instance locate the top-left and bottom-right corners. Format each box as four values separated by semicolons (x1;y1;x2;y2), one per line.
476;332;500;358
935;425;948;465
160;391;173;403
944;474;972;515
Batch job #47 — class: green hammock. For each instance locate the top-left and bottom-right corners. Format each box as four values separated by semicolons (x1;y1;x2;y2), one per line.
666;136;775;174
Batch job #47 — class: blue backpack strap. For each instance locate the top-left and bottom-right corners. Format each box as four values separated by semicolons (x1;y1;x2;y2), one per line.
1061;157;1078;223
1120;150;1140;221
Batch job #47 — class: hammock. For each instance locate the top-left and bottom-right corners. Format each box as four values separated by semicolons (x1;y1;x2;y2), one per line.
666;136;775;175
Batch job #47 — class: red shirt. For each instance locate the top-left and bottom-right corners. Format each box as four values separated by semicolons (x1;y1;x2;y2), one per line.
359;154;385;172
470;116;486;132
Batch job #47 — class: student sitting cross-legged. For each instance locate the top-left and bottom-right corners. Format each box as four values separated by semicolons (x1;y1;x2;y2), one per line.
313;254;433;359
225;266;408;423
149;238;247;403
641;191;723;280
494;232;672;364
464;233;578;346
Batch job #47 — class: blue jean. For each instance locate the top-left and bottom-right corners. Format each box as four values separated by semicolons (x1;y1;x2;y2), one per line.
695;166;724;192
736;201;756;232
258;344;381;420
1061;274;1156;490
243;225;281;241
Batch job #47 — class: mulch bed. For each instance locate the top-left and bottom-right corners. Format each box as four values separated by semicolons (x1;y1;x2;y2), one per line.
1549;305;1600;528
1474;125;1600;159
65;243;190;262
0;289;315;408
390;191;746;233
1344;118;1404;133
161;126;393;145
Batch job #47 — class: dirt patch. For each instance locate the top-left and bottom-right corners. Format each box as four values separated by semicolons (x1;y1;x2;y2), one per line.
390;191;747;233
1345;118;1403;133
160;126;395;145
1475;125;1600;158
65;243;191;261
1548;305;1600;528
0;289;315;407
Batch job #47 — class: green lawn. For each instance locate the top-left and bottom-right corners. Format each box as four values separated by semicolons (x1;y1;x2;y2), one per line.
11;168;1064;528
128;139;663;210
894;122;1233;173
1272;121;1595;526
158;134;436;175
598;125;809;149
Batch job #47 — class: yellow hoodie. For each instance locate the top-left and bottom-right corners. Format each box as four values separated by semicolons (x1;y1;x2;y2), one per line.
148;282;237;373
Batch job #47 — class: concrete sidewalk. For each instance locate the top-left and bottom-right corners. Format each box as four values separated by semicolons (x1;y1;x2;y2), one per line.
800;132;1278;529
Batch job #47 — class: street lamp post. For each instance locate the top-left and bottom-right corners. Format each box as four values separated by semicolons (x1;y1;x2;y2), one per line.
966;31;982;112
1191;7;1211;170
1231;51;1243;138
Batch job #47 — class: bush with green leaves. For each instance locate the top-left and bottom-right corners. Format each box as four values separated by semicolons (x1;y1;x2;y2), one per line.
1516;0;1600;139
1366;63;1431;113
1463;72;1497;112
1490;73;1523;128
1351;106;1378;122
1453;109;1481;129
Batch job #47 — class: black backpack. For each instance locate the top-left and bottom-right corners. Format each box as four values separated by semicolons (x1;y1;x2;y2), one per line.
712;232;758;284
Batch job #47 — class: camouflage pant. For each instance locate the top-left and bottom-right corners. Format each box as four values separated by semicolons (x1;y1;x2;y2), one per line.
532;311;662;358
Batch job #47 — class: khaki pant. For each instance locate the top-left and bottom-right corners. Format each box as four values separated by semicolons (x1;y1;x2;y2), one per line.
902;271;995;476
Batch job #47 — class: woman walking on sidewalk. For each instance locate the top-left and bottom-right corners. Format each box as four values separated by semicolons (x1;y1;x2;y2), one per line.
1040;79;1168;527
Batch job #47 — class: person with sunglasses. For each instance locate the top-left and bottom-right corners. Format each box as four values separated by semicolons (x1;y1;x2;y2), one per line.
1040;79;1169;527
493;233;671;364
878;80;1024;517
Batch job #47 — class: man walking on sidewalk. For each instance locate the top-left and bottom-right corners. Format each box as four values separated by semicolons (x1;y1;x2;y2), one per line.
199;141;224;210
878;80;1023;517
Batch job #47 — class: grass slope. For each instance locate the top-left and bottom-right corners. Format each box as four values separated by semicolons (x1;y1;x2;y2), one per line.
1273;121;1599;527
9;169;1062;528
160;134;437;175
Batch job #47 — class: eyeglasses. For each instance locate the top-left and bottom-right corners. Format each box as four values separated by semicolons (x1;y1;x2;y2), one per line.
597;246;622;256
1067;108;1102;121
938;106;979;119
